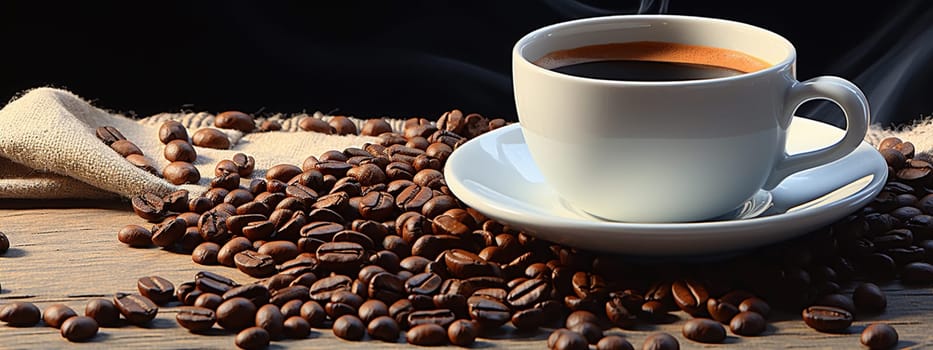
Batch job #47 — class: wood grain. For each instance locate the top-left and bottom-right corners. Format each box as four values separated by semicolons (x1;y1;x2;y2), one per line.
1;201;932;349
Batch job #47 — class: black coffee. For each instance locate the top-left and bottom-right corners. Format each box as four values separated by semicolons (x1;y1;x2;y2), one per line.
552;60;745;81
534;41;770;82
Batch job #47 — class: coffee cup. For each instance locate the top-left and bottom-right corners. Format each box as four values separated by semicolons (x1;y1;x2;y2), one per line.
512;15;870;223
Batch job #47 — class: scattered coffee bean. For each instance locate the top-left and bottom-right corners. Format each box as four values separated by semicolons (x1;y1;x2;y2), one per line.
737;297;770;317
853;282;887;313
42;304;77;329
110;139;143;157
96;126;126;145
60;316;98;342
0;302;41;327
85;299;121;327
642;332;680;350
176;307;216;332
255;304;285;339
596;335;634;350
447;319;477;347
570;321;604;344
164;139;197;162
283;315;311;339
333;314;366;341
163;161;201;185
407;323;447;346
860;323;898;350
216;297;257;332
137;276;175;305
214;111;255;132
118;225;153;247
802;306;852;333
114;293;158;325
367;315;400;342
236;326;271;350
159;121;188;144
682;318;726;343
729;311;766;336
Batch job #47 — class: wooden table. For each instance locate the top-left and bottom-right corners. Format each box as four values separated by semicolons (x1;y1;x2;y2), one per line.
1;200;931;349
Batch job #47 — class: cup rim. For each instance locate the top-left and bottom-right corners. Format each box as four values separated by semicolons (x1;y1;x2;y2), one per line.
513;14;797;86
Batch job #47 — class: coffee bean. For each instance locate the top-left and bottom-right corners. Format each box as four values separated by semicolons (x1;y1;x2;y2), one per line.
397;184;433;212
269;285;310;307
176;307;216;332
642;332;680;350
132;193;167;222
159;121;188;144
367;315;400;342
223;284;271;308
235;250;277;278
408;309;456;328
283;316;311;339
309;275;352;304
595;335;633;350
60;316;98;342
853;282;887;313
235;326;271;350
570;321;603;344
118;224;153;247
328;116;357;135
164;139;197;162
114;293;158;325
316;241;365;272
84;299;120;327
195;271;240;295
192;128;231;149
126;154;159;175
356;299;388;324
737;297;771;317
681;318;725;343
605;296;637;328
802;306;852;333
901;262;933;284
407;323;448;346
194;293;223;310
298;300;327;327
444;249;495;279
359;191;396;221
192;242;220;265
111;139;143;157
572;272;607;300
255;304;284;339
0;302;41;327
507;277;550;310
0;231;8;254
137;276;175;305
216;297;258;332
861;323;898;350
163;161;201;185
729;310;766;336
367;272;406;304
42;304;77;329
96;125;126;145
214;111;255;132
257;240;299;264
198;210;231;243
299;116;334;134
333;314;366;341
672;280;709;316
551;328;588;350
467;296;510;329
706;298;739;324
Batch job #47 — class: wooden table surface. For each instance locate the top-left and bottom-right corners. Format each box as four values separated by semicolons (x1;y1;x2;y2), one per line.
1;200;932;349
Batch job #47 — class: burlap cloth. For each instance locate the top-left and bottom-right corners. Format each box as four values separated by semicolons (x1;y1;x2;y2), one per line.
0;87;926;200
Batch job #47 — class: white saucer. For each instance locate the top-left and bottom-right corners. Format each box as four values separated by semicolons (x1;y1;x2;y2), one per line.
445;117;888;256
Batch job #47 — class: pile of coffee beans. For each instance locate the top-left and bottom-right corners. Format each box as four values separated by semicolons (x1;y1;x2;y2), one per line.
94;110;928;349
96;126;159;176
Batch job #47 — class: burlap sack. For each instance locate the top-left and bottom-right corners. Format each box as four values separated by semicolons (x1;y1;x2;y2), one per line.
0;87;927;201
0;87;404;199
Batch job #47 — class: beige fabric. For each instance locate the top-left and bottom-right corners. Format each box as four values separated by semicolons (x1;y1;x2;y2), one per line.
0;88;381;199
0;87;927;200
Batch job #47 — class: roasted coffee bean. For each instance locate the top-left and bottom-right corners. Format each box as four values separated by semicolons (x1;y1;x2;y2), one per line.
158;121;188;143
595;335;633;350
422;195;459;218
388;300;413;328
802;306;852;333
309;275;353;303
299;116;334;134
42;304;77;329
737;297;771;317
359;299;389;324
407;323;448;346
550;328;588;350
682;318;725;343
216;297;258;332
441;319;476;346
192;128;230;149
60;316;98;342
509;307;544;331
255;304;284;339
192;242;220;265
397;184;434;212
189;196;213;213
853;282;887;313
369;272;406;304
234;250;277;278
642;332;680;350
96;125;126;145
706;298;739;324
137;276;175;305
217;237;252;267
256;240;299;264
567;321;602;345
333;314;365;341
861;323;898;350
672;280;709;316
118;224;153;247
358;191;396;220
408;309;456;328
565;310;599;329
198;210;231;243
444;249;495;279
114;293;158;325
467;296;510;329
572;272;607;300
399;255;431;273
269;285;310;307
126;154;159;175
359;119;392;136
730;311;766;336
814;293;856;314
0;302;41;327
164;139;197;162
162;161;201;185
110;139;143;157
365;315;400;342
150;217;186;248
132;193;167;222
506;278;550;310
328;116;357;135
214;111;255;132
405;272;443;295
298;300;327;327
236;326;271;350
194;293;223;310
283;315;311;339
901;262;933;284
195;271;240;295
175;307;216;332
223;284;271;307
605;297;637;328
316;241;365;272
84;299;120;327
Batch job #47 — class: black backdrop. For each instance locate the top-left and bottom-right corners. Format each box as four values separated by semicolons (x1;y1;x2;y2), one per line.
3;1;930;126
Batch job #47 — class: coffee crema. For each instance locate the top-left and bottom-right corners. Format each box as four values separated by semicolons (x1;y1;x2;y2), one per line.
534;41;771;81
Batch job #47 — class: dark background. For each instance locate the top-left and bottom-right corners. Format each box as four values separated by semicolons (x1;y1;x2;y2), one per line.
3;1;931;127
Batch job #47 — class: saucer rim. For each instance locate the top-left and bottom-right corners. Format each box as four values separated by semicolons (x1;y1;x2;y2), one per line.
445;119;887;255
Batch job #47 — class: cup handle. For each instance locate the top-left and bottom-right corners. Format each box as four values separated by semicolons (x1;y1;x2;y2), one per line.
763;76;870;190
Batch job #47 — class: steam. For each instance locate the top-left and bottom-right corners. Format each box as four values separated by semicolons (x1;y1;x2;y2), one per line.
809;2;933;127
540;0;669;18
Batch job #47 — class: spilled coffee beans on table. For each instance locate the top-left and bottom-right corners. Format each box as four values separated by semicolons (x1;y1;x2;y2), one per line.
5;109;926;348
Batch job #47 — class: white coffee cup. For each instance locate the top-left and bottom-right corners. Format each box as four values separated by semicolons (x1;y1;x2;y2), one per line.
512;15;870;223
